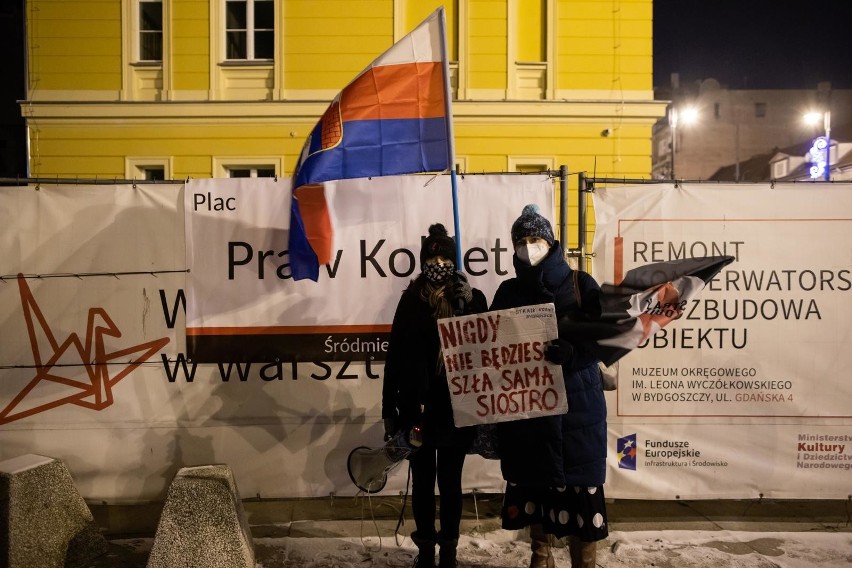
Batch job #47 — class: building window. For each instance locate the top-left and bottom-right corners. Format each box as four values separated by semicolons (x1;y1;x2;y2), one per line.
126;158;171;181
226;0;274;60
755;102;767;118
139;0;163;61
228;167;276;178
213;157;282;178
772;159;788;179
508;157;554;173
141;166;165;181
714;103;721;119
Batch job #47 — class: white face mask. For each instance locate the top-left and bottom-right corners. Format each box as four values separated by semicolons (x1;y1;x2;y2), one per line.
516;242;550;266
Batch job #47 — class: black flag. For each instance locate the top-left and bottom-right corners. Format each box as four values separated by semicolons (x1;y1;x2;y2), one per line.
560;256;735;366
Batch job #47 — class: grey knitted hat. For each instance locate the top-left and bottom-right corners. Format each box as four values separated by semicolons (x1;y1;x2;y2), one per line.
511;204;554;245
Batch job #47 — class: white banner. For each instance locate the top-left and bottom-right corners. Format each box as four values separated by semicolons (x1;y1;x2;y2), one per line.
439;304;566;427
4;180;849;502
184;175;552;363
593;183;852;499
0;176;553;501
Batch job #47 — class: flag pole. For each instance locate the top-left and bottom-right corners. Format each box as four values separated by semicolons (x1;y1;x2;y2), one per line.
437;8;463;273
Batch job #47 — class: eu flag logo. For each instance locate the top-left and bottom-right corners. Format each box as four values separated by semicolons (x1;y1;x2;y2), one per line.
617;433;638;470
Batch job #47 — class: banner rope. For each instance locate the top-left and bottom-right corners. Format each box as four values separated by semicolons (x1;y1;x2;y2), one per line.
1;269;189;282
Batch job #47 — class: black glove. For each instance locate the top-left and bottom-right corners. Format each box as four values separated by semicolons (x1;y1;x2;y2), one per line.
453;276;473;303
383;417;397;442
544;338;574;365
452;273;474;314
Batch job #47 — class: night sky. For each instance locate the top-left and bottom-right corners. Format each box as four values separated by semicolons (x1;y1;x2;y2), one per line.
653;0;852;90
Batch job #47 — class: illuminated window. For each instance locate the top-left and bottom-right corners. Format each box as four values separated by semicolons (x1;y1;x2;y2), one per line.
139;0;162;61
226;0;274;60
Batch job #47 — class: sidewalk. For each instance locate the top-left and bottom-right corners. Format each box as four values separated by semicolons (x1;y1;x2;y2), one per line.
85;496;852;567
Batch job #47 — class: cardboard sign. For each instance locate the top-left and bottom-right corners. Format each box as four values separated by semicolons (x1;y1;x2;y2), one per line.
438;304;567;427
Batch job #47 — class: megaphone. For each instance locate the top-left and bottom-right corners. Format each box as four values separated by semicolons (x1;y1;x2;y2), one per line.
347;426;422;493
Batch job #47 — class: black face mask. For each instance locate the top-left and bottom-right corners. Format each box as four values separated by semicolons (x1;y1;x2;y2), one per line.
423;259;455;284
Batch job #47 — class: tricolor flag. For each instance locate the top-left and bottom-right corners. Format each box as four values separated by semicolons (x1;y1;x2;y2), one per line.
560;256;735;365
288;7;454;281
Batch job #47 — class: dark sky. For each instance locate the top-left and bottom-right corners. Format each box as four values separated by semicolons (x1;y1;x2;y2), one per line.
653;0;852;90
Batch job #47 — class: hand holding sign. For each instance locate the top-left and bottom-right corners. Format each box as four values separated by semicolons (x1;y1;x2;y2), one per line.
438;303;568;427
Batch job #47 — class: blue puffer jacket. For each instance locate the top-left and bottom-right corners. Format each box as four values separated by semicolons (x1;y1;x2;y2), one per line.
489;242;607;487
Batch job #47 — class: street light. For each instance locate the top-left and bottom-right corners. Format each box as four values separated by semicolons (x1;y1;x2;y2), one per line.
804;109;832;181
669;105;698;180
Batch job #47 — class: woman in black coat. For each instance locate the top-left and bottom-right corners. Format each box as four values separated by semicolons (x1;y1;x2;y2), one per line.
382;223;488;568
490;205;608;568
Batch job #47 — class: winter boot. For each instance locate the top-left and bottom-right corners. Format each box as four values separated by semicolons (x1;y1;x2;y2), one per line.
567;536;597;568
438;536;458;568
528;524;555;568
412;530;437;568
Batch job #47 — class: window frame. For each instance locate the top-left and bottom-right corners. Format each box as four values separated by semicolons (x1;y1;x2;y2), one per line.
125;157;172;181
138;0;163;63
508;157;555;173
224;0;275;62
213;157;282;178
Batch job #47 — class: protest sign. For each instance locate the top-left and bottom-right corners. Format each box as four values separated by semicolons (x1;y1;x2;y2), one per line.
438;304;567;427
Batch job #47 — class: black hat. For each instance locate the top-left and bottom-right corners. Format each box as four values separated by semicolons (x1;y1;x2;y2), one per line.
420;223;457;266
511;204;554;245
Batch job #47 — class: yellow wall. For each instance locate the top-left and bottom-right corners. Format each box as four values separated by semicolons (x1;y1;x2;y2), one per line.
172;0;210;91
517;0;545;62
556;0;652;92
27;0;122;91
284;1;393;90
23;0;664;210
468;0;508;91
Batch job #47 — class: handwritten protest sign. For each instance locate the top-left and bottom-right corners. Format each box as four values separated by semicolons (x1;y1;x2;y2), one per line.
438;304;567;427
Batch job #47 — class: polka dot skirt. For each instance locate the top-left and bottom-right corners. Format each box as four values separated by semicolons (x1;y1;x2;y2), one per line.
501;482;609;541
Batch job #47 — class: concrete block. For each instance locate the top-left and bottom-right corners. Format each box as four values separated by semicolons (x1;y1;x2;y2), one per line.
147;464;255;568
0;453;108;568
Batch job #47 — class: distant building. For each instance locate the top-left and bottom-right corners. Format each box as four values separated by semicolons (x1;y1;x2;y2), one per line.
652;77;852;181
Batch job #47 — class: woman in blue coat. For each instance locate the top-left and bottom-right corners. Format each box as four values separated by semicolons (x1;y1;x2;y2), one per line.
490;205;608;568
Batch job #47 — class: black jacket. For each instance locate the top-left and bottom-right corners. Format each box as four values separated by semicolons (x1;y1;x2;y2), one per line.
382;275;488;447
490;242;607;487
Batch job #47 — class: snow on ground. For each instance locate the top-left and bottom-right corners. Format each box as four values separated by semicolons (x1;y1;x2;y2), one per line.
246;527;852;568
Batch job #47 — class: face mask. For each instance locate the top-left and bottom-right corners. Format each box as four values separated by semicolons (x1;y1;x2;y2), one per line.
423;259;455;283
516;242;549;266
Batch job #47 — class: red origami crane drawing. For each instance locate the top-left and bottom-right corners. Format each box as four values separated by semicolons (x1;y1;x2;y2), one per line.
0;274;170;425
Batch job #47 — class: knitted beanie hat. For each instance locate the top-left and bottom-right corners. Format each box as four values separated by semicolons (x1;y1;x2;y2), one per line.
420;223;458;266
511;204;554;245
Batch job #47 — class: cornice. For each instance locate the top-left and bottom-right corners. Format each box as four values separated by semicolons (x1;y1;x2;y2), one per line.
20;98;668;121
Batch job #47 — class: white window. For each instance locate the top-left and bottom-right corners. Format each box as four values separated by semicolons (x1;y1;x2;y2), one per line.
225;0;274;60
772;159;788;179
228;166;276;178
213;157;282;178
139;0;163;62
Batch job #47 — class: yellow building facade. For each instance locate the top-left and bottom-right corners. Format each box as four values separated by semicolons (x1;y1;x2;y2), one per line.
22;0;664;243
